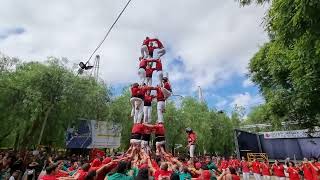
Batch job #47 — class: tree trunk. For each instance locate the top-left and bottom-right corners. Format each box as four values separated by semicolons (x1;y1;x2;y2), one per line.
38;104;54;145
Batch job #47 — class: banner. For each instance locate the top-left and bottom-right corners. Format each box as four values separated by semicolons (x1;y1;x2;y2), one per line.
66;120;121;148
263;129;320;139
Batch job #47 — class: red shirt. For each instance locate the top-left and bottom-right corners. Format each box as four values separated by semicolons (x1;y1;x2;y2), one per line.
163;81;172;92
155;59;162;71
154;169;172;180
144;94;154;105
156;87;165;101
154;123;165;135
241;161;250;173
252;161;261;174
221;160;229;170
41;175;57;180
261;163;271;176
187;132;197;144
232;174;240;180
132;124;144;134
146;67;156;77
287;167;300;180
273;164;285;177
152;39;164;48
303;163;313;180
143;38;151;46
139;59;151;69
142;126;152;135
229;159;240;168
131;86;140;97
76;169;88;180
311;162;320;180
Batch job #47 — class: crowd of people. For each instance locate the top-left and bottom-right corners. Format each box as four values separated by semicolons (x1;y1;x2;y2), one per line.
1;149;320;180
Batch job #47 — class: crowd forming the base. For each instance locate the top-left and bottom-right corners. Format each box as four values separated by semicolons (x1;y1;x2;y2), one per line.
1;149;320;180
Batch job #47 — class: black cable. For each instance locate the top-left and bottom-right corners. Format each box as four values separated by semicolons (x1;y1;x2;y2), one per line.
84;0;133;65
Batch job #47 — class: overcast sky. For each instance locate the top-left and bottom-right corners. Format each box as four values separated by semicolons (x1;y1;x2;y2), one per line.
0;0;269;114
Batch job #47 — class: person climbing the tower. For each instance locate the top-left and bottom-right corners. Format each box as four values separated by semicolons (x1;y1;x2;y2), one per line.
185;128;197;161
143;122;166;155
141;123;152;155
130;83;143;124
161;77;172;100
143;90;155;124
151;38;166;59
130;122;144;147
145;63;157;86
140;37;151;59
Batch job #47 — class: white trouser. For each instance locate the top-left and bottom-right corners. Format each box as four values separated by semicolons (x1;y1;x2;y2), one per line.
153;48;166;59
189;144;195;158
253;173;261;180
157;71;163;85
146;77;152;86
157;48;166;58
141;140;150;153
157;101;165;123
263;176;271;180
143;106;152;123
138;68;146;85
275;177;285;180
161;87;172;100
243;172;250;180
130;97;143;123
130;139;141;144
141;45;149;58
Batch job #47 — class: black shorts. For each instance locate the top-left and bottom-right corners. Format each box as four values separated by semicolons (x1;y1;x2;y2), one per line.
141;134;151;141
131;133;141;140
155;135;165;142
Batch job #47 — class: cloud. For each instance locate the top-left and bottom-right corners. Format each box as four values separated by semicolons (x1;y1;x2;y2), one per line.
230;92;264;108
0;27;25;39
0;0;269;94
242;78;254;87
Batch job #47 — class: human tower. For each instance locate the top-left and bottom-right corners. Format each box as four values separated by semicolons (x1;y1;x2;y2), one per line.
129;37;172;155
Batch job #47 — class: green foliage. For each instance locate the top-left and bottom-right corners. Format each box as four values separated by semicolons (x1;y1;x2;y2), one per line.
242;0;320;128
0;57;111;148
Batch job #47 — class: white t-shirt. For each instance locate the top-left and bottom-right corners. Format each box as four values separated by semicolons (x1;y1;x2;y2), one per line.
9;176;15;180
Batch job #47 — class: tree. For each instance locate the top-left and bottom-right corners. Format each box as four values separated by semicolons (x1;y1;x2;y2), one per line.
241;0;320;128
0;56;111;148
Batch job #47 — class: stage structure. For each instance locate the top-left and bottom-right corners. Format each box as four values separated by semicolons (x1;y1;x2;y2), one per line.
234;128;320;160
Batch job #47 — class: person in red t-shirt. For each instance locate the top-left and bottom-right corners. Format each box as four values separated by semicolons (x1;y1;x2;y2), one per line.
286;161;300;180
261;160;271;180
153;162;172;180
130;123;144;146
145;63;156;86
152;86;165;123
140;37;151;59
40;164;59;180
130;83;143;124
154;123;166;155
161;77;172;100
141;124;152;154
74;163;90;180
302;158;313;180
138;58;154;85
220;157;229;170
272;160;285;180
150;38;166;59
252;158;262;180
185;128;197;160
310;157;320;180
143;90;155;124
240;157;250;180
